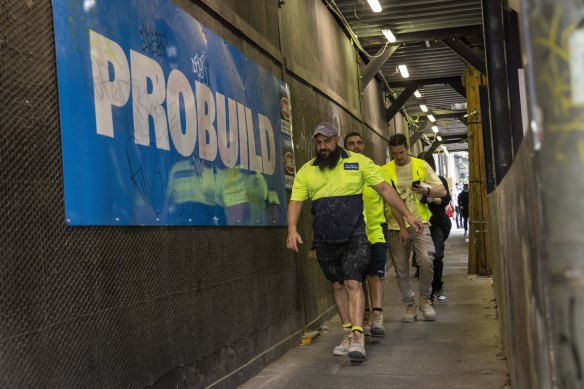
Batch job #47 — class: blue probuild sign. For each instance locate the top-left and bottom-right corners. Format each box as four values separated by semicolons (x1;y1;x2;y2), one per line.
51;0;291;226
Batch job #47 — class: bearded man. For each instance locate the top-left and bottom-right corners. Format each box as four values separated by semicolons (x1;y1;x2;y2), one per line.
286;122;423;362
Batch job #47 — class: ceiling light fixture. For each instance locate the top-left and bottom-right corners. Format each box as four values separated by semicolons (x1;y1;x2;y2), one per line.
398;64;409;78
367;0;382;12
420;104;428;112
382;28;396;43
432;125;439;133
414;90;422;98
427;114;436;122
437;135;443;141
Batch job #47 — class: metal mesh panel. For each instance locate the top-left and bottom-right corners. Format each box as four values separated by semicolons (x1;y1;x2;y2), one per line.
0;1;301;388
0;0;387;387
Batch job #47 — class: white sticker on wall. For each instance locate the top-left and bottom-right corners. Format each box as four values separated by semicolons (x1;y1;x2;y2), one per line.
569;29;584;104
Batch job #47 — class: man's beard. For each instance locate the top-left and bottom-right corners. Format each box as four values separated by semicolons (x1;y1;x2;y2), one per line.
315;147;341;170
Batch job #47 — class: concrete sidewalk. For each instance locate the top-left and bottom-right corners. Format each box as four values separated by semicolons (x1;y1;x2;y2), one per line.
241;229;510;388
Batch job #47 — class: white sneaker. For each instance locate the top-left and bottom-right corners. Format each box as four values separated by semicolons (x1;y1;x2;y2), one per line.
419;297;437;320
401;303;417;323
347;331;366;361
437;288;448;303
333;331;352;356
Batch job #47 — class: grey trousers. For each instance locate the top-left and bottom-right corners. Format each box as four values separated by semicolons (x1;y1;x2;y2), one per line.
388;225;436;304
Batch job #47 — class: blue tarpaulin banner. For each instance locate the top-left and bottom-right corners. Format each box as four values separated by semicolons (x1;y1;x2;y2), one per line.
51;0;289;226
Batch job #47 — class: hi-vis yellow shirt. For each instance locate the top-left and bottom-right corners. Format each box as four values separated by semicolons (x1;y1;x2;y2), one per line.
363;166;391;244
291;148;384;243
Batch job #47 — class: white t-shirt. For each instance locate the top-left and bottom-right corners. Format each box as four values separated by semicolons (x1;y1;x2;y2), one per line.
451;188;460;206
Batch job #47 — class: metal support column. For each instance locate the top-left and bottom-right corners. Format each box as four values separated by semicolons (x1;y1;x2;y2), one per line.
361;44;399;91
385;87;416;123
503;7;524;155
465;66;491;276
481;0;513;184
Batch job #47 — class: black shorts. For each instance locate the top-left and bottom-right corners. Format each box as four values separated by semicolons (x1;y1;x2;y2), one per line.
366;242;388;277
315;235;370;283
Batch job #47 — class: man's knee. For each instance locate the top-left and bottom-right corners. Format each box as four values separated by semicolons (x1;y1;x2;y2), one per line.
332;281;345;291
417;253;434;272
344;279;362;292
393;263;410;280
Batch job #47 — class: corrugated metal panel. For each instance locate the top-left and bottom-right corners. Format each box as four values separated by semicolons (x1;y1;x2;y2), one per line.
336;0;483;35
330;0;485;150
382;43;466;80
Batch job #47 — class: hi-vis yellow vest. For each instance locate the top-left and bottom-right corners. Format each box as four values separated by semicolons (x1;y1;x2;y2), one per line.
382;157;432;226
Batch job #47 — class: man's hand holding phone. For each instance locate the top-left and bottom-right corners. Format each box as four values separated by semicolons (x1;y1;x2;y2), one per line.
411;179;427;196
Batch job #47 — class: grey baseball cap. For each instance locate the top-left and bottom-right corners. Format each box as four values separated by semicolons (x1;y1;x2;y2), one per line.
313;122;339;137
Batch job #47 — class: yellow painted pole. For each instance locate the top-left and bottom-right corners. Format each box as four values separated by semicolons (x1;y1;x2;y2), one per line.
465;66;492;275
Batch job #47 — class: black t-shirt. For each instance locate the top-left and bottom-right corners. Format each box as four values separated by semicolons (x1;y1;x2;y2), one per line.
458;190;469;217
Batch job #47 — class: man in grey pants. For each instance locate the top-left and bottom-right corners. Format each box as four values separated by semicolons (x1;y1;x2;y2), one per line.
381;134;446;322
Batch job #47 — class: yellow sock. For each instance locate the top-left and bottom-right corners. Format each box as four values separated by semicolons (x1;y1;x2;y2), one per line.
342;323;352;333
352;325;364;333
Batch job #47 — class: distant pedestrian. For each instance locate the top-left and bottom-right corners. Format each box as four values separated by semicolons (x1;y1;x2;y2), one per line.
458;184;469;236
451;183;462;228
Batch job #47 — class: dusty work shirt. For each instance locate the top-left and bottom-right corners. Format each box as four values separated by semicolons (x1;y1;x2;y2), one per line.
291;148;384;244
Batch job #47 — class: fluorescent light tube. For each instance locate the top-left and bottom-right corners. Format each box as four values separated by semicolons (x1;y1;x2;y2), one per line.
414;90;422;98
382;29;396;43
398;64;409;78
420;104;428;112
428;114;436;122
432;125;439;133
367;0;382;12
437;135;443;141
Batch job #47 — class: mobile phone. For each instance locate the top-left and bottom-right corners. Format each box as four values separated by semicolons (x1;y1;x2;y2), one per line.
412;180;421;188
